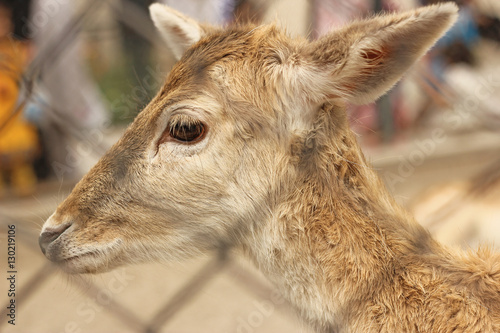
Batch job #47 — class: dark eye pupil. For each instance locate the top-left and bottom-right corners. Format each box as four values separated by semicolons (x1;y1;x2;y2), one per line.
169;122;205;142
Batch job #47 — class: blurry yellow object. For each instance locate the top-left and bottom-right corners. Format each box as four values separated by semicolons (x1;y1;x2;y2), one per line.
10;161;37;196
0;38;38;196
0;39;38;158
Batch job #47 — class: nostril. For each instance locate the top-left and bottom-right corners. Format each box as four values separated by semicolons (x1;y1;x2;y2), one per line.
39;223;72;255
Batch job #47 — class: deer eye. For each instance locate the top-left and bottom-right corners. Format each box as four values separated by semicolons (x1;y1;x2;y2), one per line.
158;115;207;146
170;121;205;142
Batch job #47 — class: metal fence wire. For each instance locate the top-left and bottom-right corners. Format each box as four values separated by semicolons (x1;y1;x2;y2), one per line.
0;0;314;332
1;0;500;332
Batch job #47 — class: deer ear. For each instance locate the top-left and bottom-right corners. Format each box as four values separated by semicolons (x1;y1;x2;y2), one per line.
302;3;458;105
149;3;205;60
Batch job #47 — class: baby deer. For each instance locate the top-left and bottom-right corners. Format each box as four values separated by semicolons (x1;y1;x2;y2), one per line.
39;3;500;332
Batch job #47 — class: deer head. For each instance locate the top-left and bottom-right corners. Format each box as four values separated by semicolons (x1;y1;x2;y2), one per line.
39;3;457;274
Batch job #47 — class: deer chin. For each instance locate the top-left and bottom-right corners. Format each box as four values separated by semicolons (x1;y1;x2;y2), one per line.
49;239;124;274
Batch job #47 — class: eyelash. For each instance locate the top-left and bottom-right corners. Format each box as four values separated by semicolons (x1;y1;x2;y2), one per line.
157;115;207;147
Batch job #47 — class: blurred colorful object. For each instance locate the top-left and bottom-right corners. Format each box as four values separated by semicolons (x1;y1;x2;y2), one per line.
0;3;38;196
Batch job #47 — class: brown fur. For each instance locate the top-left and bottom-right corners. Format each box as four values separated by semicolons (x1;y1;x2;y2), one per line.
40;3;500;332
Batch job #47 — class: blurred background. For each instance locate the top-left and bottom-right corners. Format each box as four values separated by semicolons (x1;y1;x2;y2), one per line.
0;0;500;332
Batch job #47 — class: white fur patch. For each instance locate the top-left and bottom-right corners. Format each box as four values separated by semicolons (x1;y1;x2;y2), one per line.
150;3;203;59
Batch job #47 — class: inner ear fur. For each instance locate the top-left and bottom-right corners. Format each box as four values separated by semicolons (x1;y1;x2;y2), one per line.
149;3;214;60
304;2;458;105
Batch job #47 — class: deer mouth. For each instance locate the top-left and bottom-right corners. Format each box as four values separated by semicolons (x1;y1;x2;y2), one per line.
61;252;102;273
54;240;123;274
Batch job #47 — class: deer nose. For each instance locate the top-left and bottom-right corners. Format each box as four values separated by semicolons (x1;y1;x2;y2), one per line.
39;223;72;255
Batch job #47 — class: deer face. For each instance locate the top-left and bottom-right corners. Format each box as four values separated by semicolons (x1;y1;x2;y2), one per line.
39;4;457;273
39;23;299;273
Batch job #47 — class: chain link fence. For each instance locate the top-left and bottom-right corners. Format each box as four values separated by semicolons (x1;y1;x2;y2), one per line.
1;0;500;332
0;1;316;332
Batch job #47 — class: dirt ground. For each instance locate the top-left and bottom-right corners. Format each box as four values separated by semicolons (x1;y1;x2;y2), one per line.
0;127;499;333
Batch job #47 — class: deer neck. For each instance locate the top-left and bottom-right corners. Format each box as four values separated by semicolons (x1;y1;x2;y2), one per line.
241;103;442;331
